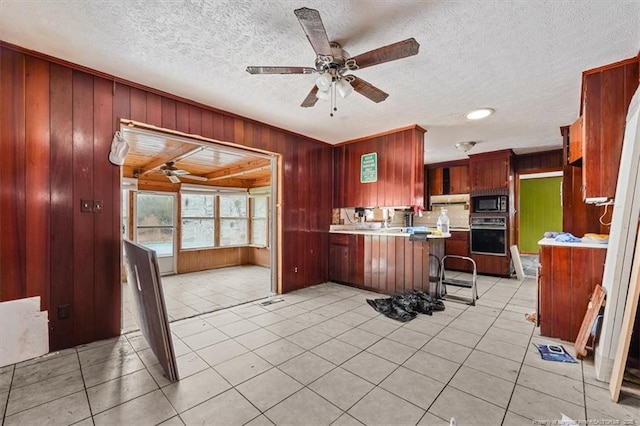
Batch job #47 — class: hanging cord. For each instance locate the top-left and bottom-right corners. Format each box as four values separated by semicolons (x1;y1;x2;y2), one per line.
598;202;612;226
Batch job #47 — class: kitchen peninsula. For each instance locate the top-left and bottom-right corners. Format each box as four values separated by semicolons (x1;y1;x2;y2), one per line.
328;226;447;296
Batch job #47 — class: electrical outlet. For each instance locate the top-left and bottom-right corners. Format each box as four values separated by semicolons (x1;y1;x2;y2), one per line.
58;305;70;320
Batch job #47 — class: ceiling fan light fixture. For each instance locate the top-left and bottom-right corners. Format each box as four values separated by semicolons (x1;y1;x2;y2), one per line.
336;79;353;98
315;89;330;101
455;141;477;152
315;73;332;92
465;108;495;120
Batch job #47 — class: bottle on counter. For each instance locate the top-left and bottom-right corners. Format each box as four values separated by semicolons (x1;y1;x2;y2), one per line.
436;208;450;234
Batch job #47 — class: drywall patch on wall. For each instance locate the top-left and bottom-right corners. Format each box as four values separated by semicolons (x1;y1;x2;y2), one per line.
0;297;49;367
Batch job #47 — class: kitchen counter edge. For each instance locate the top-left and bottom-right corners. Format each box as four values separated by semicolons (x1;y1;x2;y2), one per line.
329;229;450;238
538;237;608;249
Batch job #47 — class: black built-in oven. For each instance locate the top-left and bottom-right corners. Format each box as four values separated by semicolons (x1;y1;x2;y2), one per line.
470;216;507;256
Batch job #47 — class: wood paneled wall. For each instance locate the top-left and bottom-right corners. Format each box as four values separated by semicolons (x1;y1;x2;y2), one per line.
515;149;563;173
242;247;271;268
0;45;332;350
333;126;425;208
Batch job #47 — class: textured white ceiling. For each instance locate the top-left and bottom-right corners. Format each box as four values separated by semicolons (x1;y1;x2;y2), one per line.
1;0;639;163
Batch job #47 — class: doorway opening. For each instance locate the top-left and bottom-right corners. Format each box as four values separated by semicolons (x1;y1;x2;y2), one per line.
118;121;280;332
518;171;563;257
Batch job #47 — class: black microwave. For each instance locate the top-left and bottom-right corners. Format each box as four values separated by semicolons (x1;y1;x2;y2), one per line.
473;195;508;213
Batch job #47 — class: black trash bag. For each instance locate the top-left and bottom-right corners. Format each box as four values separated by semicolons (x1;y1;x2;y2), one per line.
367;298;416;322
366;290;445;322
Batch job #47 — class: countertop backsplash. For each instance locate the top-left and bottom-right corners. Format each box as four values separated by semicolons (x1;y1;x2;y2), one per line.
390;204;470;229
336;205;470;229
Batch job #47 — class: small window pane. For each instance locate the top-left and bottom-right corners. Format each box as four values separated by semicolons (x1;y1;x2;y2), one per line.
136;193;174;226
181;219;214;249
220;195;247;217
251;218;267;246
182;194;214;218
220;219;247;246
252;197;267;218
137;228;174;256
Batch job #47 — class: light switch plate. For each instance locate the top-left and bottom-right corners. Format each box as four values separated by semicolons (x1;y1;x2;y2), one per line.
80;199;93;212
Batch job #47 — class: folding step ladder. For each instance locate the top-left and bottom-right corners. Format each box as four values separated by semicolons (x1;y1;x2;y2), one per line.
438;255;478;306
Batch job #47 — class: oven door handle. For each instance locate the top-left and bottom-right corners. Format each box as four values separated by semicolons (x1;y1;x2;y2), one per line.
470;227;506;230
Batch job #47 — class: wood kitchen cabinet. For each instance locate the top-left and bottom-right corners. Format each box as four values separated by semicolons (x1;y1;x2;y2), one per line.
581;57;639;201
328;232;445;296
329;234;363;285
568;116;583;164
449;165;470;194
428;168;444;196
443;231;471;272
333;125;426;208
425;160;469;204
468;150;513;193
538;242;607;342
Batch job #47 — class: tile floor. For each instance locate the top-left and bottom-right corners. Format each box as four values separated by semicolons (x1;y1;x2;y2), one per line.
122;265;273;332
2;273;639;425
519;255;540;278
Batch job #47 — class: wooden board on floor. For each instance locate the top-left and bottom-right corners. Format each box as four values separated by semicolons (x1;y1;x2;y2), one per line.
610;223;640;402
575;284;606;358
510;245;525;280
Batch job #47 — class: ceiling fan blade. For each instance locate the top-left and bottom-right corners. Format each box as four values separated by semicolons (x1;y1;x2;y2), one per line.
301;86;319;108
167;175;181;184
246;66;316;75
294;7;334;60
181;174;208;182
349;38;420;70
350;76;389;103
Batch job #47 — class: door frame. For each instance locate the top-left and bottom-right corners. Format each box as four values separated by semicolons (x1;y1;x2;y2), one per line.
118;119;281;297
133;190;178;276
517;171;563;254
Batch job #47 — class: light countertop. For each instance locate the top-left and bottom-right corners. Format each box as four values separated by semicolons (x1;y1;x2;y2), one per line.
538;237;608;249
330;227;449;238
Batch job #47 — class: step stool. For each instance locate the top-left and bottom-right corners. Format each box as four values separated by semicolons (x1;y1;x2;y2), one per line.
438;255;478;306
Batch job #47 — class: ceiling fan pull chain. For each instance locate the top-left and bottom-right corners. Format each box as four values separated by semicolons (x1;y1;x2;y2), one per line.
330;81;335;117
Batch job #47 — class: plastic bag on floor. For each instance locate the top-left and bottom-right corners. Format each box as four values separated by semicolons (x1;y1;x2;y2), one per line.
366;290;445;322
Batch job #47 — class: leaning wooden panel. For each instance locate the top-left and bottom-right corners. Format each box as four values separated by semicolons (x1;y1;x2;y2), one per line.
123;240;179;382
610;224;640;402
574;284;605;358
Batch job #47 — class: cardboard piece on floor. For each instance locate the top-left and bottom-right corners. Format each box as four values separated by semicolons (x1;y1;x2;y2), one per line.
0;297;49;367
510;245;525;280
610;223;640;402
575;284;605;358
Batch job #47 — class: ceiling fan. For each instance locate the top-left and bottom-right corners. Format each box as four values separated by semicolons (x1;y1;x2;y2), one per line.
159;162;208;184
246;7;419;110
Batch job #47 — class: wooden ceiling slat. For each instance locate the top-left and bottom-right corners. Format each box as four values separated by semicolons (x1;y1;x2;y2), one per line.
140;145;204;175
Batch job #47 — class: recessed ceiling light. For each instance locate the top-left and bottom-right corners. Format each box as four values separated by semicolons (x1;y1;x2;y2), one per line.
465;108;495;120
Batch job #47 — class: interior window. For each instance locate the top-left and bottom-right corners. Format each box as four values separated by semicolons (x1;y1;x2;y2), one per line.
219;194;248;246
251;195;268;247
181;193;215;249
135;192;175;257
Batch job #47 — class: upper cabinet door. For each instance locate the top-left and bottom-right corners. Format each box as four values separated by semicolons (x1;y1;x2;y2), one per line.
469;150;513;192
449;165;469;194
582;58;639;201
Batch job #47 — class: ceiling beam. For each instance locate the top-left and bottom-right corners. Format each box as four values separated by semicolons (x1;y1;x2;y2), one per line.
204;158;271;180
140;145;205;175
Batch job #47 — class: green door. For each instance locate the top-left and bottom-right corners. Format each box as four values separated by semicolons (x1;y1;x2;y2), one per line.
519;177;563;254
